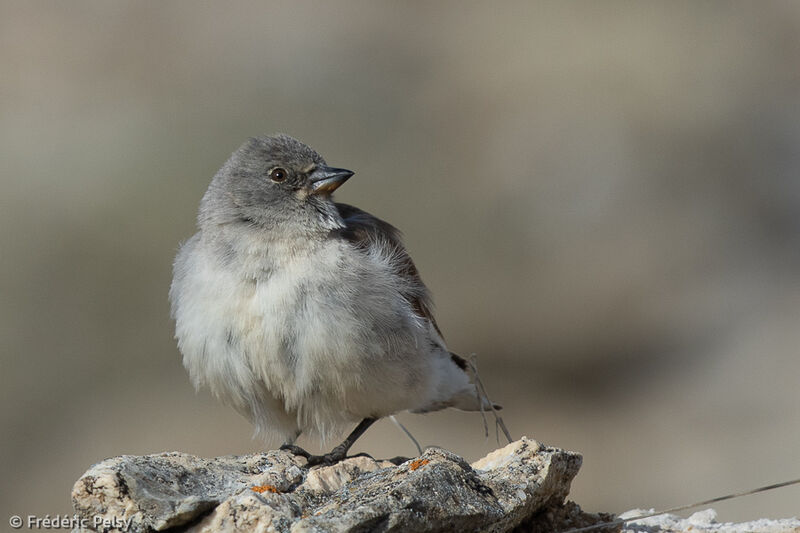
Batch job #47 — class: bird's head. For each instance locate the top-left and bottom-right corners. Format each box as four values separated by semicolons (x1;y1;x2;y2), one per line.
199;134;353;232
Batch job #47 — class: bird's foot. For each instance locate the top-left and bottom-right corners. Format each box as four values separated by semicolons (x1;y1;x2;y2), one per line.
280;445;412;467
279;444;311;460
305;445;348;467
279;443;348;467
279;418;378;468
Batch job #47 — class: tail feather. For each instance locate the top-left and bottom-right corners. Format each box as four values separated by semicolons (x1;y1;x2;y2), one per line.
450;352;513;444
448;352;502;411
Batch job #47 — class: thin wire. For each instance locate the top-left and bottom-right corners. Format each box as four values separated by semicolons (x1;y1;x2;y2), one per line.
562;477;800;533
389;415;422;455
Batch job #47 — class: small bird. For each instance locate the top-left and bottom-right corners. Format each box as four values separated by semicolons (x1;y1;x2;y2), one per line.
170;134;498;465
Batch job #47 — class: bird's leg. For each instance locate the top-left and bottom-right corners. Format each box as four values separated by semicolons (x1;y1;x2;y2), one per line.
308;417;378;466
281;418;378;467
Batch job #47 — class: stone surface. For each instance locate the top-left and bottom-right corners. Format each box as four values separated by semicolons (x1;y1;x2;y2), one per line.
71;450;305;531
618;508;800;533
71;437;583;532
72;439;799;532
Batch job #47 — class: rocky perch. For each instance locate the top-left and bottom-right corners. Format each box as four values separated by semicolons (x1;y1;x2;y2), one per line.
72;437;800;532
71;437;613;532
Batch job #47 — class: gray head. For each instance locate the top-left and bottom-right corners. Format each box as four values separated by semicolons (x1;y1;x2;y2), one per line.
198;134;354;232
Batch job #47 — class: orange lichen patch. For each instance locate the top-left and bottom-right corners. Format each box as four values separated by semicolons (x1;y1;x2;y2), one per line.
409;458;429;471
251;484;280;494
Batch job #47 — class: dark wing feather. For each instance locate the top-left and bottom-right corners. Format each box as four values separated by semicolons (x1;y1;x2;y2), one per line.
334;203;444;338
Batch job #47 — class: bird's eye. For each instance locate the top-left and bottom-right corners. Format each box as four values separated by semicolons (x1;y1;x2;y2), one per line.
269;168;287;182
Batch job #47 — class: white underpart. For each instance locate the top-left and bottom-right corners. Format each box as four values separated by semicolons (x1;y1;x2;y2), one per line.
170;224;479;444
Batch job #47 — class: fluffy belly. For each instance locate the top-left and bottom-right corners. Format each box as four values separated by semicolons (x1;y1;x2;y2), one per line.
174;235;435;440
239;263;430;423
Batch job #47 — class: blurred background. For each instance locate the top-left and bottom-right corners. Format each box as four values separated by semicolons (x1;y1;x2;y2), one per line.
2;1;799;525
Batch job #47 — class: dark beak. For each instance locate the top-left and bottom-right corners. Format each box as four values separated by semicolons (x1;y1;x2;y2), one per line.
308;166;354;195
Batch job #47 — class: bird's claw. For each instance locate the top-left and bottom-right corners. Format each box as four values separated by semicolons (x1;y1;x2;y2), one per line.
280;444;347;467
280;445;411;467
279;444;311;459
305;452;344;467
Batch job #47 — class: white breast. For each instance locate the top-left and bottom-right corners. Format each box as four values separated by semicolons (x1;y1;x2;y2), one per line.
170;229;438;441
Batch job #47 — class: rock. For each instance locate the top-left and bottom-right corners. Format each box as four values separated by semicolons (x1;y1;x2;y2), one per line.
71;437;583;532
71;450;305;532
618;508;800;533
301;455;394;494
